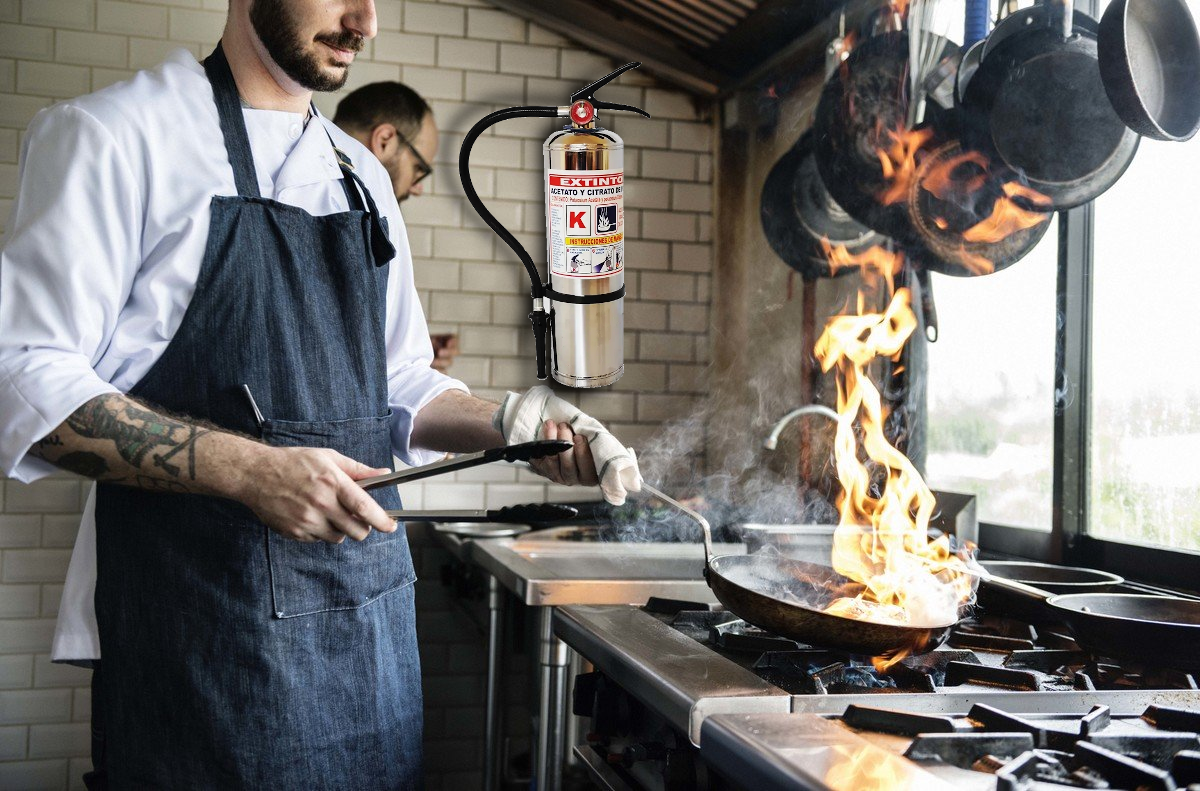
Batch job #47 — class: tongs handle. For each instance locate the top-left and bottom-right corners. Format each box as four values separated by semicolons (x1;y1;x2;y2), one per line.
359;439;573;491
491;503;579;522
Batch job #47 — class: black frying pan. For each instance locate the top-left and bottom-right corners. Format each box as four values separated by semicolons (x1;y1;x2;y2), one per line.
644;484;958;659
706;554;955;658
961;0;1140;209
982;576;1200;670
814;31;957;241
760;130;884;280
1098;0;1200;141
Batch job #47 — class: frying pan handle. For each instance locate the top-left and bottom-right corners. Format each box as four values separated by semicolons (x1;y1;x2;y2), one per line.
983;574;1054;604
1046;0;1075;40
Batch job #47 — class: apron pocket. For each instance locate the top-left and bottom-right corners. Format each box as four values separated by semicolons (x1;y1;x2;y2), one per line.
261;412;417;618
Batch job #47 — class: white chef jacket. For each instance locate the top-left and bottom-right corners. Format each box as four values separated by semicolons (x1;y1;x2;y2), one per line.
0;49;468;663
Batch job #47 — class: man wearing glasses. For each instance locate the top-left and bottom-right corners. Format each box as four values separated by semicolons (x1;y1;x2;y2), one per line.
334;82;435;203
334;83;457;372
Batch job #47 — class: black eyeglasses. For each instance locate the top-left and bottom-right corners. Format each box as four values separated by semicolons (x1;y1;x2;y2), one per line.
393;126;432;185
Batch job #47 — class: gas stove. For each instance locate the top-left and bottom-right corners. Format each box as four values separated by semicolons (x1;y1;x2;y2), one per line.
556;597;1200;790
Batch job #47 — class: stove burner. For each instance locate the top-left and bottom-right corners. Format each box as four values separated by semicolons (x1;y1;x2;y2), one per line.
904;733;1034;768
643;597;717;616
711;620;803;653
944;660;1043;691
843;704;957;736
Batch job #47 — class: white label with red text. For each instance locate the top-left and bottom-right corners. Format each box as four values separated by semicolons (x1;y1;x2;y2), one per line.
548;168;623;278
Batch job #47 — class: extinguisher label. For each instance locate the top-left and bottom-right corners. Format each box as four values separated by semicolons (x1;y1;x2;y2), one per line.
547;168;623;278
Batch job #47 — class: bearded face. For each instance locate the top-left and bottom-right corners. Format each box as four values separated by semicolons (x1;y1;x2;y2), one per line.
248;0;366;92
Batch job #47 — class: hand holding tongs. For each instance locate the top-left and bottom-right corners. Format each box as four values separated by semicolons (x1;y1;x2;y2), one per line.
359;439;581;523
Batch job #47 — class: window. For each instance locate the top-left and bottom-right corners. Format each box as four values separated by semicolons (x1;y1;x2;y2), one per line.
1089;23;1200;551
925;218;1058;531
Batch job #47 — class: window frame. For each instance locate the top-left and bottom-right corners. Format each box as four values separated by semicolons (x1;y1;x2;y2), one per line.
977;149;1200;591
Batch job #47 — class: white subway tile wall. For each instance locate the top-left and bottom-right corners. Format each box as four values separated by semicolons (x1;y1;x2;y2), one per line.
0;1;715;787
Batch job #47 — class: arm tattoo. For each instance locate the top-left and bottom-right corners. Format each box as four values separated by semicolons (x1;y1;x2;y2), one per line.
63;395;210;479
29;393;215;491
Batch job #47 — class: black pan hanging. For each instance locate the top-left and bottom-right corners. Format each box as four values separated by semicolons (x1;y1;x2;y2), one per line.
761;129;885;280
960;0;1140;210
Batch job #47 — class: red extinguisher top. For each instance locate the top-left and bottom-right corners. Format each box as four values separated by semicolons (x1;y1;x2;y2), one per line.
569;100;595;125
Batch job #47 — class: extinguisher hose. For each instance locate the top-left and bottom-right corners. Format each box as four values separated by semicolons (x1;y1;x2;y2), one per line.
459;106;561;300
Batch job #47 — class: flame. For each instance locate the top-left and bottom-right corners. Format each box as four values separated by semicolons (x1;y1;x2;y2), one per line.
962;182;1052;243
814;244;977;665
876;126;935;205
890;0;911;17
912;145;1053;276
825;744;913;791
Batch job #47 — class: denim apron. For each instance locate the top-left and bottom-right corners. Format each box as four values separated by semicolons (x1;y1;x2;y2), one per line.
93;43;422;789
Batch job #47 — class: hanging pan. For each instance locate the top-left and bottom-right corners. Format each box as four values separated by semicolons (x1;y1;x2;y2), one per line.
760;129;885;280
961;0;1140;210
815;31;957;242
905;140;1053;277
1098;0;1200;141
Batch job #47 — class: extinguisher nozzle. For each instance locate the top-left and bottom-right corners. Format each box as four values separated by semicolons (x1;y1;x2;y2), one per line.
529;309;550;380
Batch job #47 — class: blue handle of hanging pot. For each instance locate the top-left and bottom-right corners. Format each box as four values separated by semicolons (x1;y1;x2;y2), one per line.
965;0;989;46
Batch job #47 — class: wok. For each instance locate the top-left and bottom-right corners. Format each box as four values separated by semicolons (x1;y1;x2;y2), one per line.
983;576;1200;671
645;484;957;659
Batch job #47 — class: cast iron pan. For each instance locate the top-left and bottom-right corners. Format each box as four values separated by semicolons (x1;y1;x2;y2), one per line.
706;554;955;658
906;140;1053;277
961;1;1140;209
761;130;884;279
815;31;956;242
980;561;1124;594
982;576;1200;670
1098;0;1200;141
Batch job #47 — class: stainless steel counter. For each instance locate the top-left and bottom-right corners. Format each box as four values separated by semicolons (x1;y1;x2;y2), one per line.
700;713;965;791
554;605;790;744
468;536;741;606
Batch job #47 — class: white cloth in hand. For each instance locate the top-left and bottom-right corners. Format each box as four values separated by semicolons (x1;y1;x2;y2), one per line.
496;386;642;505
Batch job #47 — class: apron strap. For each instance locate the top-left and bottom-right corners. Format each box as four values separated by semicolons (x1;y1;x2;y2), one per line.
202;43;262;199
317;116;397;267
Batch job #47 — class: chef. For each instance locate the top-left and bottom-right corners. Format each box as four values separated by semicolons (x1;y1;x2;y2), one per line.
332;81;459;372
0;0;639;788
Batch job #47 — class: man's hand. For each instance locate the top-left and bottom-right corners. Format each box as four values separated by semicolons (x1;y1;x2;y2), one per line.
29;393;397;545
429;333;459;373
237;446;397;544
527;419;599;487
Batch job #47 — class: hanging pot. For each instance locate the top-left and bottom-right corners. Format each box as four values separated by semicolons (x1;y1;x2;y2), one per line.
961;0;1139;210
905;140;1053;277
814;31;956;242
761;130;885;279
1098;0;1200;142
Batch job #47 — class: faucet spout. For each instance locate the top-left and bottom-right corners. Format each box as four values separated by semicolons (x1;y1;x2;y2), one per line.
763;405;839;450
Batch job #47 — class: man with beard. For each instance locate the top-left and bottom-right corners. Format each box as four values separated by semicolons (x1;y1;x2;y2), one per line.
0;1;637;787
334;83;459;373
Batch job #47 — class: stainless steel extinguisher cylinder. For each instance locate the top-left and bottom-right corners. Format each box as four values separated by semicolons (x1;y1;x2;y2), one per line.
544;127;625;388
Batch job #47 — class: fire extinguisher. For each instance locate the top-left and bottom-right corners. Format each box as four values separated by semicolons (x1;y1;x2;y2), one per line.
459;62;649;387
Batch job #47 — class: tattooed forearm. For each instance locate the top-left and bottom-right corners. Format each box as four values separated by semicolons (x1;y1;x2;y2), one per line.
64;396;211;478
27;393;250;496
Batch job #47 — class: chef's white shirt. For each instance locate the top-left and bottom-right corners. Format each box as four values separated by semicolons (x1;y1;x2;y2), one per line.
0;49;468;663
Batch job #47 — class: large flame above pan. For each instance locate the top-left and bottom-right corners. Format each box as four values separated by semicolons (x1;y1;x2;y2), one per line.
813;244;976;664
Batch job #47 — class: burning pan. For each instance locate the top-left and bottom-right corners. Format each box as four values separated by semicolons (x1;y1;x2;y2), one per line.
644;485;956;659
983;576;1200;670
707;553;955;658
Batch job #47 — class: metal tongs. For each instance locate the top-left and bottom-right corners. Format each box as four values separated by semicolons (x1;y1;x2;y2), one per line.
359;439;581;523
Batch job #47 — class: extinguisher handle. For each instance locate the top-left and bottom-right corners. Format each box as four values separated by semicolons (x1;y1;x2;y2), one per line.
592;100;650;119
571;63;650;119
